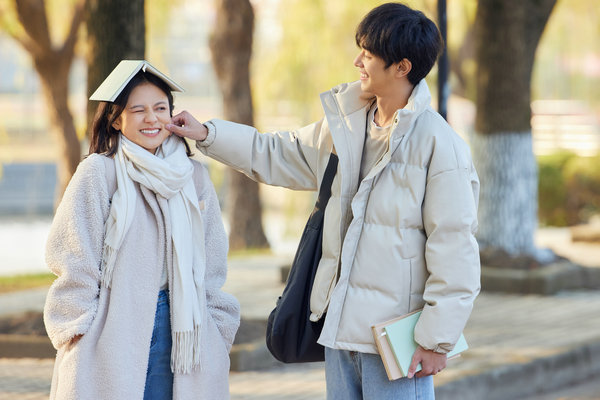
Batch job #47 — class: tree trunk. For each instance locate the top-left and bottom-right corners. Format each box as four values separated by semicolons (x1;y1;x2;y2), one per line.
10;0;86;203
473;0;556;261
85;0;145;137
209;0;269;251
37;62;81;202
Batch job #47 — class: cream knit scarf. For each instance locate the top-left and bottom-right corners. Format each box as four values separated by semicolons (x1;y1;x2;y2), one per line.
102;134;206;374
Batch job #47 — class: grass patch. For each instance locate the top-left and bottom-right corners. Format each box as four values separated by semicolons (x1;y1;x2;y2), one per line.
0;273;55;294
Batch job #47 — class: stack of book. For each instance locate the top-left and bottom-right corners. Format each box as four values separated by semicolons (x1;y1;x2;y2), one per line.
371;310;469;381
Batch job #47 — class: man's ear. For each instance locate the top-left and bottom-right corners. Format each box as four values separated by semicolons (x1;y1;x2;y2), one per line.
396;58;412;78
112;117;121;131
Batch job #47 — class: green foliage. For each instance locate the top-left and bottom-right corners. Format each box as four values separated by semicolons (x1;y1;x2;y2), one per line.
250;0;491;125
253;0;438;124
0;2;21;38
538;152;600;226
533;0;600;109
446;0;477;100
538;152;573;226
0;273;56;294
146;0;182;61
0;0;83;44
563;154;600;222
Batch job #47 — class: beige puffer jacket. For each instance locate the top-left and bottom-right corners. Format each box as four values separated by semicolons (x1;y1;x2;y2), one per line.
199;79;480;354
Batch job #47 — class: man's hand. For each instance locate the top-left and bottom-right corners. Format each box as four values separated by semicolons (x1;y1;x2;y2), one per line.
166;111;208;141
407;345;447;379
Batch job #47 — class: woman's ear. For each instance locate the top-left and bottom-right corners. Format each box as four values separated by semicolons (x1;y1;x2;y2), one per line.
111;117;122;131
396;59;412;78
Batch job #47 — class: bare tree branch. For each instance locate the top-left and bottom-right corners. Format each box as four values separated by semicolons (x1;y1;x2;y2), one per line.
4;28;38;54
61;0;88;57
0;3;37;53
14;0;51;53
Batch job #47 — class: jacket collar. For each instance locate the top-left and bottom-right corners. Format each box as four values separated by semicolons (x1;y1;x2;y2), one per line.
325;81;369;117
322;79;432;134
391;79;431;144
400;79;432;118
320;81;369;198
319;80;372;157
320;79;432;186
320;79;432;150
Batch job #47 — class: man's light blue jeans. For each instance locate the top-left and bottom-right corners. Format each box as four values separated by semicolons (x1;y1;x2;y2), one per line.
144;290;174;400
325;347;435;399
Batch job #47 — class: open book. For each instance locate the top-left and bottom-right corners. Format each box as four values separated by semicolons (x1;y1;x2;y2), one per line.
371;310;468;381
89;60;184;102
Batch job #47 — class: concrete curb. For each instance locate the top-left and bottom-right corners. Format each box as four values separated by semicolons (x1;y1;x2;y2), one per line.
230;340;281;371
436;340;600;400
481;261;600;294
0;332;281;372
581;266;600;289
3;333;600;400
0;334;55;358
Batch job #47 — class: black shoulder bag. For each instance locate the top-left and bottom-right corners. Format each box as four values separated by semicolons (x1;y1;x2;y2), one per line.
266;153;339;363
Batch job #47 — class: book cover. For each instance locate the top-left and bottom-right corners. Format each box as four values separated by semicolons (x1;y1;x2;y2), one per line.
89;60;184;102
372;310;468;380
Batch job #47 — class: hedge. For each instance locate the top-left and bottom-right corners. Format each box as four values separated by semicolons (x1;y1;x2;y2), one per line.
538;151;600;226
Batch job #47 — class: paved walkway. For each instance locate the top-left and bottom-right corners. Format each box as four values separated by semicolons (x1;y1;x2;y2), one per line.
1;231;600;399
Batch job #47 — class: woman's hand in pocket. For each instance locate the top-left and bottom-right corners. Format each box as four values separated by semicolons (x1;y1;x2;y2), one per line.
68;334;83;348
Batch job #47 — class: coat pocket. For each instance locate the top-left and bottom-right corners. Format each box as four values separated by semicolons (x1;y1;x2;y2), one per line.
204;314;230;365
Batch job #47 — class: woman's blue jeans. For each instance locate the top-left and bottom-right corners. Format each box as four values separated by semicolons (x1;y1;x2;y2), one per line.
144;290;174;400
325;347;435;399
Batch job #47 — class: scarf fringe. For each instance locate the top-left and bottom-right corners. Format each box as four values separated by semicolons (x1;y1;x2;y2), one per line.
101;244;117;288
171;325;202;374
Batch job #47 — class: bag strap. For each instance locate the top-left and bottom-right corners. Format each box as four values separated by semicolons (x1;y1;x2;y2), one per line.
314;153;339;214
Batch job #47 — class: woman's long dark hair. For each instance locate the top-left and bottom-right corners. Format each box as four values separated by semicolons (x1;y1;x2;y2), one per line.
89;71;191;157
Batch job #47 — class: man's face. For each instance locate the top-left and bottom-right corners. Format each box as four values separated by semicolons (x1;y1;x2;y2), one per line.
353;48;396;96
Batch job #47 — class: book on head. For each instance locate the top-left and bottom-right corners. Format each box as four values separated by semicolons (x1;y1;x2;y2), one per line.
89;60;184;102
371;310;468;381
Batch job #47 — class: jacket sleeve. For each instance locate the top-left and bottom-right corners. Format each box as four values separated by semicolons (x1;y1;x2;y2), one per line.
414;146;481;354
197;118;325;191
195;164;241;351
43;154;110;349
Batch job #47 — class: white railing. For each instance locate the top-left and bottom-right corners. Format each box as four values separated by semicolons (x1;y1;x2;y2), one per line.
532;100;600;156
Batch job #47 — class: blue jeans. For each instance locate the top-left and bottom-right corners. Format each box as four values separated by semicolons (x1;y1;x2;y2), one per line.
325;347;435;400
144;290;174;400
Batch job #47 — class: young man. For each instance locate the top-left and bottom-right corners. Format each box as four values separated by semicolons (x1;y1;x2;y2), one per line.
168;3;480;399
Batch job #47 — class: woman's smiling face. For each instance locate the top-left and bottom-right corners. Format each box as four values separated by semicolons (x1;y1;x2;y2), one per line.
112;82;172;154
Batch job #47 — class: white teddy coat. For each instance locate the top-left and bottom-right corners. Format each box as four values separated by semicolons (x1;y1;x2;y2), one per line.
43;153;240;400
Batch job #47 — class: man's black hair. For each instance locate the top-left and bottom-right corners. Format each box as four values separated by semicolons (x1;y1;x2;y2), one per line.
355;2;443;85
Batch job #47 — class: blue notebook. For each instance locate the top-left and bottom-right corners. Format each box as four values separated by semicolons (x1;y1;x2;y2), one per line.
380;310;468;378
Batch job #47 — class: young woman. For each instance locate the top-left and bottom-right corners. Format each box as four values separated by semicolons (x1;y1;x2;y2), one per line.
43;61;240;400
